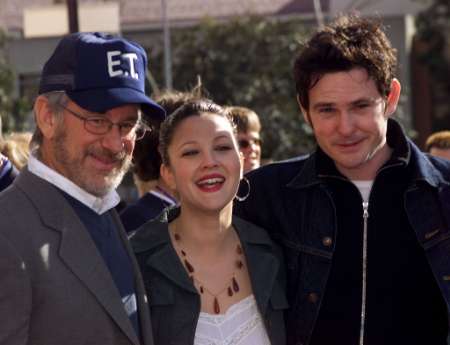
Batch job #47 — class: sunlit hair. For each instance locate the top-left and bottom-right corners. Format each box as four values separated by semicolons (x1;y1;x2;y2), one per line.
294;14;397;110
1;131;32;170
225;106;261;134
30;91;68;153
159;99;236;166
425;131;450;151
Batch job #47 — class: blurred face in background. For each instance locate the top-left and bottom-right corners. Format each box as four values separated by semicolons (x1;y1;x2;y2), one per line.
238;130;261;173
429;147;450;160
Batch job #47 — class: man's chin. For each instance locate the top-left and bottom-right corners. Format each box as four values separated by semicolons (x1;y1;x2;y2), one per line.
84;184;114;197
78;161;130;196
81;175;122;197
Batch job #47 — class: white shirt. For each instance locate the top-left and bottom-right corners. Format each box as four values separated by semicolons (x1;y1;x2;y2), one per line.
194;295;271;345
28;153;120;214
352;180;374;203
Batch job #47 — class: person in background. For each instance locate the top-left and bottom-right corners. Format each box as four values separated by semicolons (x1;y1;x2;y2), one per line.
120;87;204;232
131;100;287;345
0;118;19;192
0;151;16;192
235;14;450;345
226;106;262;173
425;130;450;160
0;32;165;345
1;131;33;170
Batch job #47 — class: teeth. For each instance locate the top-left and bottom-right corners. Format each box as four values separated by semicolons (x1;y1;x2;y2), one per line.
198;177;224;185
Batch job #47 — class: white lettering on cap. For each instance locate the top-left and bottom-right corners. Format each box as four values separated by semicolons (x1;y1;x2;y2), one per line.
107;51;139;79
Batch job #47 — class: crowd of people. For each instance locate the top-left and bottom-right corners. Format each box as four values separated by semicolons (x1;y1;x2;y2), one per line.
0;13;449;345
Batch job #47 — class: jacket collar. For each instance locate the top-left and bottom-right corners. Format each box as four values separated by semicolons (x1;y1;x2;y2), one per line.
131;207;275;253
233;216;280;314
131;208;198;294
131;207;280;314
287;119;447;189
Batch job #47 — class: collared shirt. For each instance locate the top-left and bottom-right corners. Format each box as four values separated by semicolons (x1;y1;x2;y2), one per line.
0;157;12;180
149;186;177;206
28;153;120;214
0;157;16;192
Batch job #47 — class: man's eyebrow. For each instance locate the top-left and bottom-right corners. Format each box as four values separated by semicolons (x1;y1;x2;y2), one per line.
312;102;335;110
351;97;375;103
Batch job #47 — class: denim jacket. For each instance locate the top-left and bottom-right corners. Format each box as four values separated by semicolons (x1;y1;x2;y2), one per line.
131;208;288;345
235;119;450;345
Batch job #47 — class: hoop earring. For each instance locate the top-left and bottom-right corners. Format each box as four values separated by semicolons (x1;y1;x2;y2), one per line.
235;177;250;202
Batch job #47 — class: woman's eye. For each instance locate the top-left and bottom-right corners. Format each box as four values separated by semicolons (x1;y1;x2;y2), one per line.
181;150;198;157
215;145;232;151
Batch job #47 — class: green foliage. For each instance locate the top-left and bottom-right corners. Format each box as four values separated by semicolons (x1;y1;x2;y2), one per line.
415;0;450;129
151;16;316;160
415;0;450;82
0;29;30;134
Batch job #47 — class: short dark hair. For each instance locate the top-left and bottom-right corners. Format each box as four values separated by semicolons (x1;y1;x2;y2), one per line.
132;88;204;181
159;99;235;166
425;131;450;151
294;14;397;110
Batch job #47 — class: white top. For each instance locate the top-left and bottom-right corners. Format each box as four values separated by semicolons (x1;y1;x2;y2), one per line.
352;180;374;203
194;295;271;345
28;153;120;214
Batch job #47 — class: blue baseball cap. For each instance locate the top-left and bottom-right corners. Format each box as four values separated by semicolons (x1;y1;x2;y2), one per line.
38;32;165;121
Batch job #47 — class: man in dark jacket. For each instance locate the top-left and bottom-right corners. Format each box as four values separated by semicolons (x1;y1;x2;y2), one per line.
235;15;450;345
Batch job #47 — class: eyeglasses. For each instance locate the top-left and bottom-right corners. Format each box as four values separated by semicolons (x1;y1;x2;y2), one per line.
238;138;262;149
58;103;149;140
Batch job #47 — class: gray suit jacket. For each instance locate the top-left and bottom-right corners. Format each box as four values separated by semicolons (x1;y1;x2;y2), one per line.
0;169;153;345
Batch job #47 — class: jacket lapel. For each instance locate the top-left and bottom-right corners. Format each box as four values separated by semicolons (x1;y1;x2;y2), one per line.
113;211;154;345
233;216;280;315
16;170;140;345
132;219;197;294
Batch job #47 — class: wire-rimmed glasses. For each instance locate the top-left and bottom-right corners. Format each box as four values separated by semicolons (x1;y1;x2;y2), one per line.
58;103;150;140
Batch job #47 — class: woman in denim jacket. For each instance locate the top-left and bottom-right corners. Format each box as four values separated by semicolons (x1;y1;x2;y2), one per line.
131;100;287;345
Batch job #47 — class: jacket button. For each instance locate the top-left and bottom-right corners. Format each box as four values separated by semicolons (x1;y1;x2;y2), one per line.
308;292;319;304
322;236;333;247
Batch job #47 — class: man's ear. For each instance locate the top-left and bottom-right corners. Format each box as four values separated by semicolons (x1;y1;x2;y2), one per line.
34;95;61;139
160;163;177;191
297;94;311;125
384;78;401;118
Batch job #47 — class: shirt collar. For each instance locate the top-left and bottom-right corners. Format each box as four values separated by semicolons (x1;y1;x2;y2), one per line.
28;153;120;214
149;187;177;206
0;157;12;180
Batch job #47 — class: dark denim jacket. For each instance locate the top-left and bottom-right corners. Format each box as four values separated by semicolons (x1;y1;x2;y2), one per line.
131;209;288;345
235;120;450;345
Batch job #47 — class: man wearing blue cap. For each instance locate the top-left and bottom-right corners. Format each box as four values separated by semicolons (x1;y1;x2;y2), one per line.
0;33;164;345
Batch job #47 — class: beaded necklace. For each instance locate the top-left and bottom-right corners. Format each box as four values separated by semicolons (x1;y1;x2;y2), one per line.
173;232;244;314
